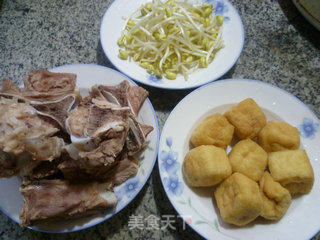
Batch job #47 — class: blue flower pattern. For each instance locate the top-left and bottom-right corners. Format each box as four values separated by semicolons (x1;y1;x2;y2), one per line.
160;150;180;174
298;118;319;140
123;178;140;198
114;176;140;208
211;1;228;14
147;0;230;83
163;175;184;196
205;0;230;21
148;74;163;83
166;137;173;147
160;137;184;196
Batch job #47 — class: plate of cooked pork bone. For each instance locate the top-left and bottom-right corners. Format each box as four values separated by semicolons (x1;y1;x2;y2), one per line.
0;64;159;233
159;79;320;240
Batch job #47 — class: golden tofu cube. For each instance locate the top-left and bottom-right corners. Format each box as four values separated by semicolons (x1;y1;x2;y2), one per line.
224;98;266;139
268;150;314;195
190;113;234;149
229;139;267;181
258;121;300;152
183;145;232;187
259;171;291;220
214;173;263;226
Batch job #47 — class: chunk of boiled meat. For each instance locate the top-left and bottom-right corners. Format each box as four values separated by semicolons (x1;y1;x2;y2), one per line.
0;98;62;159
23;69;76;98
98;81;129;106
30;94;76;131
1;78;22;95
97;81;148;116
0;79;28;102
65;105;130;178
79;131;127;166
126;116;153;156
1;77;80;132
24;136;64;161
67;99;130;140
59;130;128;181
27;157;63;180
19;179;117;226
57;156;115;182
126;85;149;116
0;150;17;177
85;106;130;139
141;123;154;139
0;98;63;179
0;72;79;102
67;104;90;138
0;150;40;178
90;86;119;109
104;154;140;186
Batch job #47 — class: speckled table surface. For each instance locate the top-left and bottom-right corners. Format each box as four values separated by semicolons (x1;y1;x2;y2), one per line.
0;0;319;239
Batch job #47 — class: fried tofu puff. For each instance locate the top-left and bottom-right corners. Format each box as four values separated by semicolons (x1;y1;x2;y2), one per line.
214;173;263;226
228;139;268;182
268;150;314;195
183;145;232;187
258;121;300;152
259;172;291;220
224;98;266;139
190;113;234;149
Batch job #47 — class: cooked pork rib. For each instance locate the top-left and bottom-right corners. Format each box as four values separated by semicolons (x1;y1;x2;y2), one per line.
94;81;153;155
90;86;119;109
1;71;78;101
79;131;128;163
104;154;140;186
1;73;79;132
85;106;130;139
1;78;22;95
65;105;130;172
67;104;90;138
24;69;77;98
0;98;62;158
28;157;63;180
63;80;153;182
0;150;38;178
20;179;117;226
126;116;154;156
30;94;76;131
97;81;148;116
0;98;64;178
0;150;16;177
141;124;154;138
59;150;140;187
24;136;64;161
126;85;149;116
67;88;132;139
59;129;128;180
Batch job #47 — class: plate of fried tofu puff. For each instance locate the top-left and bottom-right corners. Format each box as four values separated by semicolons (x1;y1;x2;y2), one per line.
158;79;320;240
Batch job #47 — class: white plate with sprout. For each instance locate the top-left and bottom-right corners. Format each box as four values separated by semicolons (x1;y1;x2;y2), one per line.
100;0;244;89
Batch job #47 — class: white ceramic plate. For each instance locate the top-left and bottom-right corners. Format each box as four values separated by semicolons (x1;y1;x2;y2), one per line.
100;0;244;89
292;0;320;31
158;79;320;240
0;64;159;233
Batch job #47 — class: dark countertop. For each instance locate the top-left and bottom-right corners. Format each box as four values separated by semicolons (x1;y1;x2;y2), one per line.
0;0;319;239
